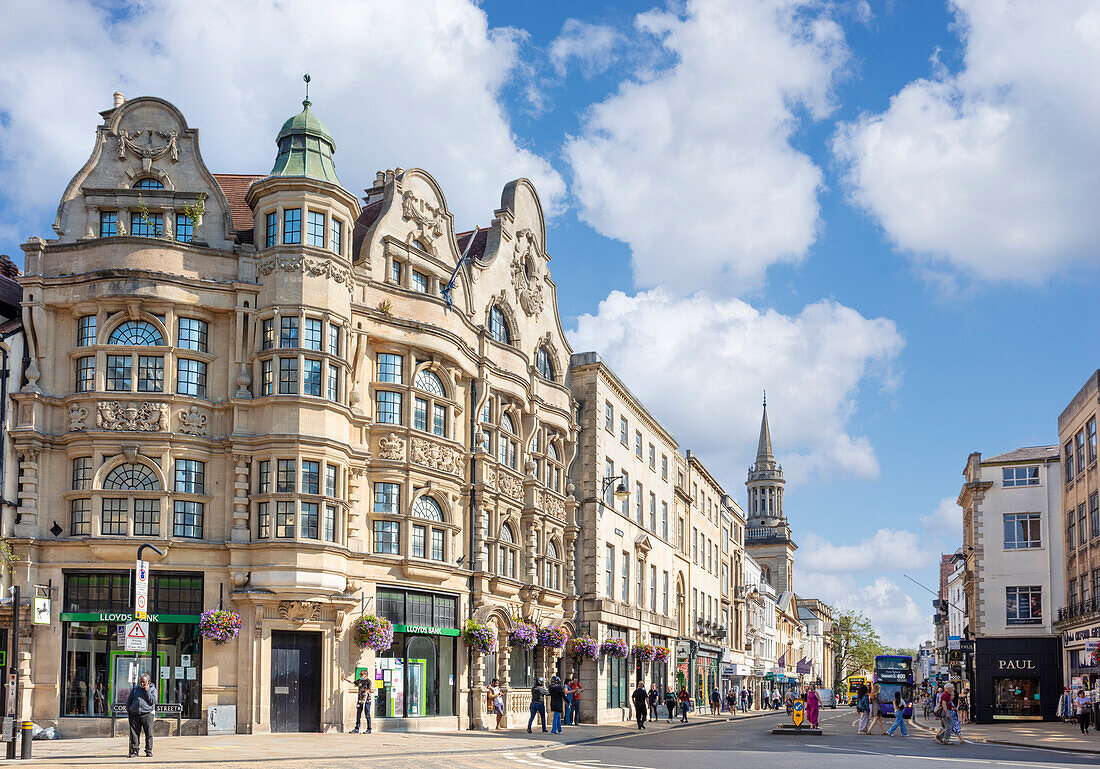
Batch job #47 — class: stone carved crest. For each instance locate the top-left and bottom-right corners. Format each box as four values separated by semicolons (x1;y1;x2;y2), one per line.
511;229;544;317
542;491;566;521
115;129;180;171
411;437;462;476
378;433;406;461
257;255;354;293
96;401;168;432
278;601;320;624
69;404;88;432
498;472;523;501
482;466;496;490
401;190;445;245
178;405;207;436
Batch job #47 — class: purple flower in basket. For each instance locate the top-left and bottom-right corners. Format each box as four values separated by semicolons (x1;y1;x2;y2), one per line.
631;642;657;663
567;636;599;661
463;619;498;655
537;624;568;649
508;622;537;649
199;609;241;646
653;646;671;663
351;614;394;651
600;637;628;659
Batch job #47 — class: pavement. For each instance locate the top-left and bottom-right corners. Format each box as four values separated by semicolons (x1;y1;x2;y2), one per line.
13;709;773;768
909;711;1100;754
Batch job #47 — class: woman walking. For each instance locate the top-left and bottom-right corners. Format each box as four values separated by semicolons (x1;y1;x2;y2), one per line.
856;683;870;734
677;687;691;723
958;687;970;724
1076;689;1092;735
806;685;820;729
885;691;908;737
867;683;887;735
664;688;677;723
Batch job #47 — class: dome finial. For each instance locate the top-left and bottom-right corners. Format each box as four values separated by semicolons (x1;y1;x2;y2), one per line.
302;73;312;109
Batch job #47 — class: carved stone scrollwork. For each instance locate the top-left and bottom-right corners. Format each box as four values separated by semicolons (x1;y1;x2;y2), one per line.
69;404;88;432
411;437;462;476
511;229;545;317
541;491;566;521
278;601;321;624
482;466;496;490
178;405;208;436
116;129;180;167
401;190;445;245
256;255;354;294
378;433;406;461
96;401;168;432
498;472;523;501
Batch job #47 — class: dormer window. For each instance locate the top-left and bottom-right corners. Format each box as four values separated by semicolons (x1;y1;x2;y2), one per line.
133;178;164;189
489;306;511;345
131;212;163;238
536;346;555;381
99;211;118;238
412;239;428;252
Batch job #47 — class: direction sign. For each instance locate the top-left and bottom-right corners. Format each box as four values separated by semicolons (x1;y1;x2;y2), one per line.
125;620;149;652
135;559;149;621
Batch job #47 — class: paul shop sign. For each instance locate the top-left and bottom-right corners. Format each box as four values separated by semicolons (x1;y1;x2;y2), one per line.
995;658;1038;673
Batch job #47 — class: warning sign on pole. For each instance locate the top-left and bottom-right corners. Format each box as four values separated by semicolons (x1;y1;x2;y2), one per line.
135;559;149;621
124;620;148;652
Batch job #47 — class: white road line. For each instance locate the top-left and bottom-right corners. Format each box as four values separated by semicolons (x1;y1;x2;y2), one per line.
816;744;1079;768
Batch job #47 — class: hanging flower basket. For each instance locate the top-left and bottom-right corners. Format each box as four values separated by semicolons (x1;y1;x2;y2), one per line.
653;646;671;663
566;636;599;661
351;614;394;651
199;609;241;646
463;619;498;655
537;624;568;649
631;642;657;663
508;622;537;650
600;637;628;659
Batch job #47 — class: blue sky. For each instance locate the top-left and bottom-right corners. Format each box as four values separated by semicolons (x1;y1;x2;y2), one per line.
1;0;1097;646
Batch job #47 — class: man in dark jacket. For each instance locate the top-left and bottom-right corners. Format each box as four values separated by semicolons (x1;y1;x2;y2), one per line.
527;677;549;733
126;673;157;757
647;684;660;721
632;681;649;729
548;676;567;734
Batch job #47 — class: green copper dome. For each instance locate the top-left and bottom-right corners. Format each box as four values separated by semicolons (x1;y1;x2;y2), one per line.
269;100;341;184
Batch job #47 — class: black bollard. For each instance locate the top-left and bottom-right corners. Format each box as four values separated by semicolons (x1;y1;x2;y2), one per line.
20;721;31;759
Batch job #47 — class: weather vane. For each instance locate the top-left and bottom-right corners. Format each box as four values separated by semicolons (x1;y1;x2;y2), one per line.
303;73;311;108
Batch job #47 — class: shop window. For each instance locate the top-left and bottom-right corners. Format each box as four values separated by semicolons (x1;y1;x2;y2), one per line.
606;625;629;708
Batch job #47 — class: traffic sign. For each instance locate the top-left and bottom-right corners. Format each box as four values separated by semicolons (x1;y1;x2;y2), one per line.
792;699;805;727
124;620;149;652
135;560;149;620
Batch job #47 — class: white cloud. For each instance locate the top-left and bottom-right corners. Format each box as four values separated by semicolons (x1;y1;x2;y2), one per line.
568;289;903;483
800;529;936;574
833;0;1100;282
800;572;932;648
0;0;565;246
563;0;850;295
921;496;961;542
548;19;622;78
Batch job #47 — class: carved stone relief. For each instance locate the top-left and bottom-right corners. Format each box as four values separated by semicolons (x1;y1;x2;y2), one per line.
178;405;208;436
378;433;406;461
511;229;544;317
401;190;445;245
498;472;523;501
69;404;88;432
96;401;168;432
115;128;180;170
411;437;463;476
541;491;566;521
257;255;354;293
278;601;320;624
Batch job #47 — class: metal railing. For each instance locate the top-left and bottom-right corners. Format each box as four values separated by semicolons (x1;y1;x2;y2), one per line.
1057;598;1099;622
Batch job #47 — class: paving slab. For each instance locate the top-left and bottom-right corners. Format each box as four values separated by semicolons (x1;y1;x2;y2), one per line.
911;714;1100;754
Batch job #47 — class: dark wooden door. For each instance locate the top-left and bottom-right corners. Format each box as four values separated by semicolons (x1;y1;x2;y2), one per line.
271;631;321;732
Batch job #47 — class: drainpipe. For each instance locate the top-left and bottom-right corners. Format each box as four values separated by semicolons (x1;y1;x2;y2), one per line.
466;377;477;729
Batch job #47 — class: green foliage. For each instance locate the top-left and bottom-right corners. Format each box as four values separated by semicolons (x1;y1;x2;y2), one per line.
830;607;885;682
180;194;206;225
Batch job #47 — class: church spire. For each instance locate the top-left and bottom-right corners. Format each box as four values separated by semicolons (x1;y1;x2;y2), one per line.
756;391;773;463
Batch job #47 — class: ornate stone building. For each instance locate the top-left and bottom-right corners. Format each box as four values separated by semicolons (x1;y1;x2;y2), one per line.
9;93;577;735
745;399;796;593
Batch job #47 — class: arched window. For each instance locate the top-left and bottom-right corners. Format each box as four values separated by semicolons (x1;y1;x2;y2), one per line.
411;496;443;521
536;346;555;381
498;413;517;469
497;523;518;578
133;178;164;189
546;442;562;492
109;320;164;346
409;495;446;561
547;540;559;559
544;539;561;590
412;239;429;252
489;306;511;345
500;413;516;434
414;369;445;396
102;463;160;491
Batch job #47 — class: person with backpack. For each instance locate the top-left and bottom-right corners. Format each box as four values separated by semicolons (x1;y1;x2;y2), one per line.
885;691;908;736
527;677;549;733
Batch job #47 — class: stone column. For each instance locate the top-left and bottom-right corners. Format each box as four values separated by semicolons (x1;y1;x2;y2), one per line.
84;204;98;239
14;450;38;537
231;454;251;543
347;467;366;550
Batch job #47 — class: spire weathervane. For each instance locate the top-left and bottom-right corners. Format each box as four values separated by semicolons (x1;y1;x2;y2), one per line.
303;73;312;108
763;389;767;408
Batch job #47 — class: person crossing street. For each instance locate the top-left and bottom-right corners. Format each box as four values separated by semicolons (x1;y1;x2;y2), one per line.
632;681;649;730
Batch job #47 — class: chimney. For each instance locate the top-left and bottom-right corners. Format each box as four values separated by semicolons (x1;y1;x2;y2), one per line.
113;92;125;108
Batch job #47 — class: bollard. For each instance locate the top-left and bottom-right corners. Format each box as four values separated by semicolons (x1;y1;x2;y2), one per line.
20;721;32;759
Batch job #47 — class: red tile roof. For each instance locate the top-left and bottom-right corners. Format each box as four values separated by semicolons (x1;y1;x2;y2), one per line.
213;174;263;243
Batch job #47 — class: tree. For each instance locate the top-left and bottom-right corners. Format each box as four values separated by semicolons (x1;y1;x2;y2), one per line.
831;608;885;683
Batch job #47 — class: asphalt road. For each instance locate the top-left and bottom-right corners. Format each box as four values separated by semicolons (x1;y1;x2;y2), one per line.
514;709;1100;769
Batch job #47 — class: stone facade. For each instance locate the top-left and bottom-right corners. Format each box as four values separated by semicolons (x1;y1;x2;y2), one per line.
8;93;577;735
